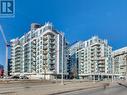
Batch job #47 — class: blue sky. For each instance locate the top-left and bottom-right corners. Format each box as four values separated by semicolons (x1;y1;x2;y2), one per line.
0;0;127;66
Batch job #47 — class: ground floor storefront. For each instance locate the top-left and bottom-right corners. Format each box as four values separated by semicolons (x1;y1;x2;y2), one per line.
79;74;122;81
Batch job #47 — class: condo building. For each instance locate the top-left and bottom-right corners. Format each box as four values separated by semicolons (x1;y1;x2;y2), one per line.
10;22;68;79
112;47;127;80
69;36;112;80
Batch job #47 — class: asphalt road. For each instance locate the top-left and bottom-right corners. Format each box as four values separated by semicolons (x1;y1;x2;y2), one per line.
0;80;126;95
59;84;127;95
0;80;97;95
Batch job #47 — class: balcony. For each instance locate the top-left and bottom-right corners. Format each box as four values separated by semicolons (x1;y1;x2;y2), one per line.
50;57;55;60
49;45;55;49
15;53;21;57
31;58;36;62
31;49;36;53
49;60;55;64
80;57;84;60
31;39;36;44
43;61;48;65
97;55;101;58
81;54;84;57
43;42;48;45
31;45;36;49
96;49;101;53
49;36;55;40
98;60;105;63
97;47;101;50
15;48;21;53
43;46;48;50
49;64;55;71
98;65;105;68
43;50;48;54
15;57;21;62
43;56;47;60
50;41;55;45
43;36;48;41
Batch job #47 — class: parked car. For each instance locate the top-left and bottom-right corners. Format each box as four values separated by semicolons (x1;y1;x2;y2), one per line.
20;76;29;79
11;75;20;79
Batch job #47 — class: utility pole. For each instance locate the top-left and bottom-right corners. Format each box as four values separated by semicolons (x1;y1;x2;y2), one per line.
93;59;96;83
112;58;114;82
0;25;10;78
61;33;64;85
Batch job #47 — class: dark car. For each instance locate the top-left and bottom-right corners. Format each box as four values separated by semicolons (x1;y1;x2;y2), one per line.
20;76;29;79
11;75;20;79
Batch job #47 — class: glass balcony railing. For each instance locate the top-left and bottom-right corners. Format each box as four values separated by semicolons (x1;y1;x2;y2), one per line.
99;65;105;68
43;46;48;50
43;56;47;60
43;50;48;54
31;45;36;49
43;42;48;45
43;36;48;41
49;50;56;54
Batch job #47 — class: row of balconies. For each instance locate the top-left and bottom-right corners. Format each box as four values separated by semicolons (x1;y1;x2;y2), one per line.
24;55;31;58
31;40;36;44
43;36;48;41
43;50;48;54
49;64;55;71
98;64;105;68
24;50;31;54
15;49;21;53
31;45;36;49
31;50;36;53
15;57;21;61
49;50;56;54
15;54;21;58
43;46;48;50
31;58;36;62
43;60;56;65
43;40;55;44
43;45;56;49
43;56;48;60
31;53;36;57
43;55;56;60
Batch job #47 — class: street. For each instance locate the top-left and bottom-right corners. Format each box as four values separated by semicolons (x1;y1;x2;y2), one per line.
59;84;127;95
0;80;102;95
0;80;126;95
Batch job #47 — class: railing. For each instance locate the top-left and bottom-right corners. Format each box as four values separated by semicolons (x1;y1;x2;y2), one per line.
43;46;48;50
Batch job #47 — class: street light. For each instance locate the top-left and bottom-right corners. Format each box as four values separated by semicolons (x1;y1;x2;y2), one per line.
61;33;64;85
0;25;10;78
93;59;97;83
112;58;114;82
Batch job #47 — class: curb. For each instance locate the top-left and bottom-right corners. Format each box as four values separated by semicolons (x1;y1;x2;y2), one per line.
48;85;101;95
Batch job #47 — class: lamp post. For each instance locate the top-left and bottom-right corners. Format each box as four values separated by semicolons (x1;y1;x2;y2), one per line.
61;33;64;85
0;25;10;78
93;59;96;83
112;58;114;82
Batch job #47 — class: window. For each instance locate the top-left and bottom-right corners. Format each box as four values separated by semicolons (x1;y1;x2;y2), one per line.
40;29;42;34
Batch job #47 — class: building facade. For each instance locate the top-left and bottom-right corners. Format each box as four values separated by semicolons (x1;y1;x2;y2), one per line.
8;59;11;76
69;36;113;80
68;41;82;79
10;23;68;79
112;47;127;80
